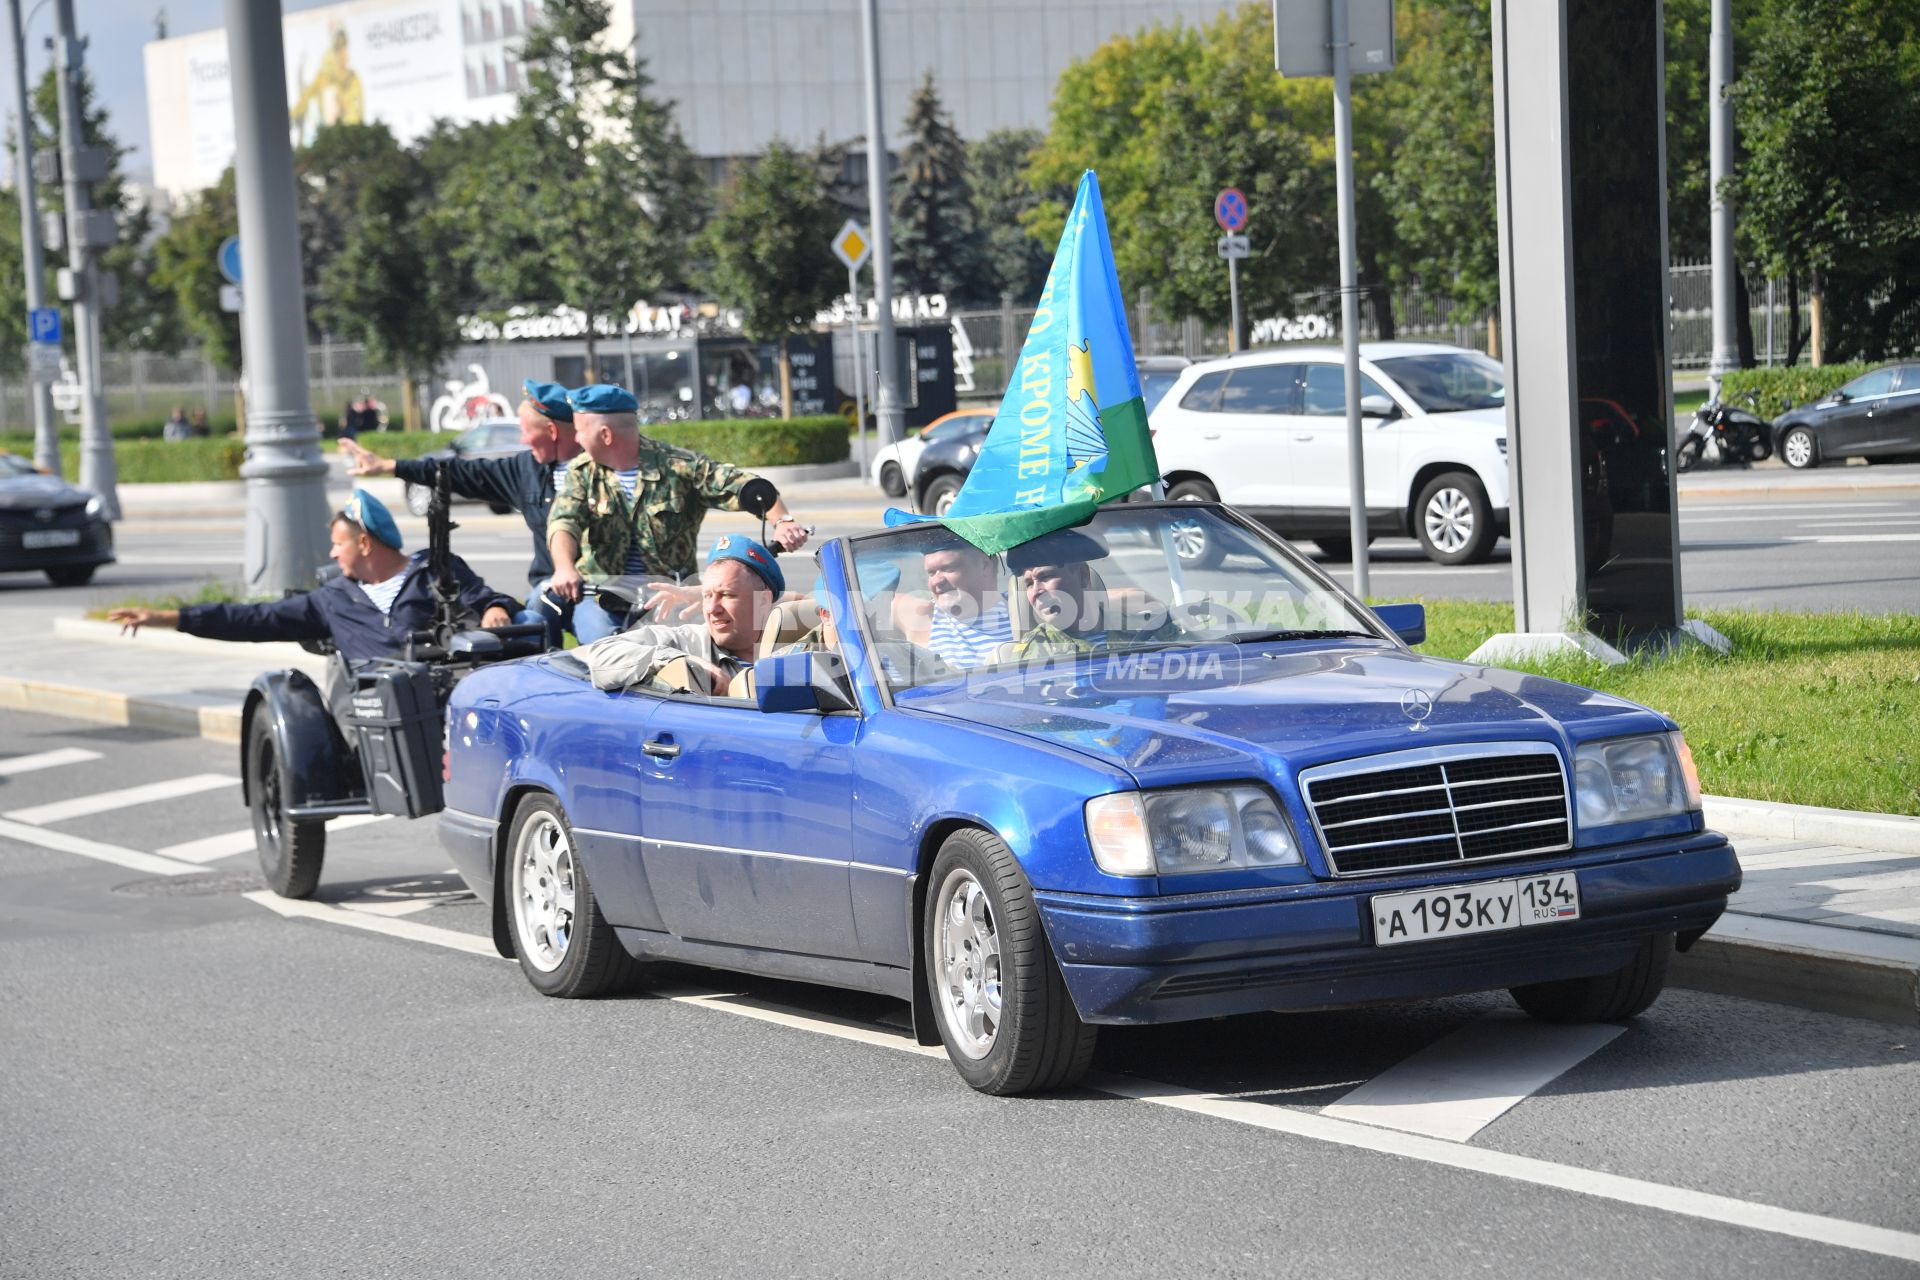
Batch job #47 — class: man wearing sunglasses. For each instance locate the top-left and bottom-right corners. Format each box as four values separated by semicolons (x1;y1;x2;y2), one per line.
107;490;518;663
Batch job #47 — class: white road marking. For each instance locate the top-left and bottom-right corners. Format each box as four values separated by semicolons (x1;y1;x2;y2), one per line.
4;773;238;826
157;813;391;864
1097;1075;1920;1266
1319;1012;1624;1141
240;894;1920;1267
241;890;501;956
1677;500;1906;513
1685;533;1920;547
0;816;201;877
0;747;102;776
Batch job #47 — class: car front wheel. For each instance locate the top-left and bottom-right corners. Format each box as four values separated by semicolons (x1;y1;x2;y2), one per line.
45;564;96;587
1415;472;1496;565
921;473;964;517
505;793;641;998
1510;932;1671;1023
1780;426;1819;469
924;828;1097;1096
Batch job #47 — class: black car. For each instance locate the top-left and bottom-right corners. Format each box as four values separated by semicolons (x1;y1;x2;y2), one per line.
1773;363;1920;469
403;419;528;515
0;452;114;587
910;413;993;516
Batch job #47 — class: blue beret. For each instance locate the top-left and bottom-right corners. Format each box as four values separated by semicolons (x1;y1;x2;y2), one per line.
338;488;404;550
567;383;639;414
707;533;784;596
522;379;573;422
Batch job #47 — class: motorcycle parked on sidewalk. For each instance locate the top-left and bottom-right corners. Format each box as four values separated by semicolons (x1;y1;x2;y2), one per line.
1676;389;1773;472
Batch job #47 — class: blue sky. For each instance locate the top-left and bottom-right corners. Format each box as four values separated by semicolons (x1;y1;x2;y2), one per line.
4;0;333;184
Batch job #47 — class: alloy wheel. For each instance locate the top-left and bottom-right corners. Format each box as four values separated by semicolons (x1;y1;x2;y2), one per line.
512;813;578;973
934;869;1002;1060
1423;487;1475;555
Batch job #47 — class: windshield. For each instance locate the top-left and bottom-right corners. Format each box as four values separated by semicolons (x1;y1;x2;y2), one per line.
1141;370;1183;415
0;454;35;477
846;506;1385;694
1374;352;1506;413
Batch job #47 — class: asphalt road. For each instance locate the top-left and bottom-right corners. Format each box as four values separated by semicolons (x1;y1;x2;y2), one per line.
2;707;1917;1278
3;465;1917;622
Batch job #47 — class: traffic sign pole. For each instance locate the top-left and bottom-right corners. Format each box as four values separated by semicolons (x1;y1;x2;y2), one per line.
1331;0;1370;600
6;0;59;476
848;268;868;479
1215;188;1250;354
1228;257;1242;353
52;0;115;514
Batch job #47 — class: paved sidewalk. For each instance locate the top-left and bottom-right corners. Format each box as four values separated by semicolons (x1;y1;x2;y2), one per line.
2;620;1915;1026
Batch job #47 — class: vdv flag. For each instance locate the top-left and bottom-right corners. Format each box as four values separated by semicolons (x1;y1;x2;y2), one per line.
884;170;1158;554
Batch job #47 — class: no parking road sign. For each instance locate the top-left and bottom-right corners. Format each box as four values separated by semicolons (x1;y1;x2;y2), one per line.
1214;187;1248;232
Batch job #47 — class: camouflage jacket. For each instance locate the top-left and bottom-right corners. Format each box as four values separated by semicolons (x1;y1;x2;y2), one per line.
1011;615;1181;661
547;437;754;581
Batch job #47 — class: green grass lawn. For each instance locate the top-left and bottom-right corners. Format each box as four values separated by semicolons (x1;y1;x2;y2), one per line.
1403;600;1920;816
1673;388;1709;418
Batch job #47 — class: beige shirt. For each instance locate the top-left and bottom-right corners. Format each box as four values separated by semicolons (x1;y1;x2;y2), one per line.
580;622;752;692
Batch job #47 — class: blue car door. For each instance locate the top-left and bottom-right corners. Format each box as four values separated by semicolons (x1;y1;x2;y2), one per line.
635;696;860;959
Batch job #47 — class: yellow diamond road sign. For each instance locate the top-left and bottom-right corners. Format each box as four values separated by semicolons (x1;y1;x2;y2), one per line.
832;219;870;271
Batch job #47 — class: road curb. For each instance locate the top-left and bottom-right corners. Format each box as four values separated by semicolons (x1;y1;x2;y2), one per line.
1671;913;1920;1027
0;675;242;743
1705;794;1920;856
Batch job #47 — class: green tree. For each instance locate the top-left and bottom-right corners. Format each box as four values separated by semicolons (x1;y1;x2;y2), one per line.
700;141;843;417
0;189;27;375
1732;0;1920;362
970;128;1054;304
890;74;982;302
478;0;704;364
30;67;184;353
150;173;242;372
294;123;418;316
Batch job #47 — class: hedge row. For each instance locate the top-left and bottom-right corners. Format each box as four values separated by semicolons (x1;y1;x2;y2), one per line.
1718;363;1874;421
55;437;248;484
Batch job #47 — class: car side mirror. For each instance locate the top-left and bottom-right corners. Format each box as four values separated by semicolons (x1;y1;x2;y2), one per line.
1359;394;1398;420
1372;602;1426;646
753;652;822;713
1829;392;1850;404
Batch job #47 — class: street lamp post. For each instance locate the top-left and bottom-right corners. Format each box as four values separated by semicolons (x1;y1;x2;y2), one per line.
50;0;115;515
224;0;330;594
1706;0;1737;394
858;0;905;448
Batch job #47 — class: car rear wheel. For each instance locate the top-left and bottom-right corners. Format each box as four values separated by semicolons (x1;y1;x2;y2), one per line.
45;564;96;587
1415;472;1496;565
922;473;964;517
505;793;642;998
879;461;906;498
1165;480;1224;569
405;483;431;517
1780;426;1818;470
247;714;324;899
924;828;1097;1096
1510;932;1671;1023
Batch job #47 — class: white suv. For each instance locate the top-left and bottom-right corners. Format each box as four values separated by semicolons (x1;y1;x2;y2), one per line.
1149;341;1510;565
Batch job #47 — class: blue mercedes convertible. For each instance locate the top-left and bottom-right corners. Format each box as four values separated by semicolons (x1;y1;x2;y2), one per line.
439;502;1740;1095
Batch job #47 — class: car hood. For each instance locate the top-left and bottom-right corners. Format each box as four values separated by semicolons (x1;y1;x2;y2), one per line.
1413;405;1507;430
898;644;1663;788
0;475;91;511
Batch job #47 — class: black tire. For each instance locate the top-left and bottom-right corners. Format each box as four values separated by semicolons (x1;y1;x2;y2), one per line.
45;564;96;587
1675;437;1705;473
921;472;964;518
247;714;324;899
1779;426;1818;470
1315;536;1364;562
879;461;906;498
504;793;643;998
487;502;512;515
405;483;431;517
1510;932;1672;1023
923;828;1097;1096
1414;471;1496;565
1165;479;1224;569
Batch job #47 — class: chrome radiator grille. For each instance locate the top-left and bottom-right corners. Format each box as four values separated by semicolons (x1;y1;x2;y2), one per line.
1300;744;1570;877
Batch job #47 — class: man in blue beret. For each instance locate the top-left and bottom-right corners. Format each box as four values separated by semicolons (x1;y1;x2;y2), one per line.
340;377;584;644
579;533;791;693
544;383;811;642
107;490;519;664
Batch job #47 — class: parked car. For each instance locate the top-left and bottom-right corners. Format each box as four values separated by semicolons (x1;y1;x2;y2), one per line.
871;407;995;499
1772;363;1920;469
1150;342;1512;565
1138;354;1193;415
403;419;526;516
911;411;996;516
440;503;1740;1096
0;452;114;587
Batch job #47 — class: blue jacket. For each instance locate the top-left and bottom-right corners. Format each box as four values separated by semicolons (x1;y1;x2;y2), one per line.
394;451;557;589
178;552;517;665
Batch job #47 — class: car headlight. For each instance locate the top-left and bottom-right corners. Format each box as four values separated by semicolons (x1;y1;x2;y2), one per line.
1572;732;1700;828
84;495;103;519
1085;785;1303;876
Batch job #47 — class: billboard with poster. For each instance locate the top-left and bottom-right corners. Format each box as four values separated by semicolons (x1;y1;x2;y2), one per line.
146;0;552;195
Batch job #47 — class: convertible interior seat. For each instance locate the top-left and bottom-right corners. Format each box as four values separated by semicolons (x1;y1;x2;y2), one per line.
760;599;816;657
650;655;712;695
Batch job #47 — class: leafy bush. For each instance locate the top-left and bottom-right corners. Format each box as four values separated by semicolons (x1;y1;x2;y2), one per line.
321;430;450;460
55;437;248;483
1718;363;1874;420
646;417;849;467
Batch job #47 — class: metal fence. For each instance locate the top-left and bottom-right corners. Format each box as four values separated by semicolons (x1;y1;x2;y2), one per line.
1667;260;1807;369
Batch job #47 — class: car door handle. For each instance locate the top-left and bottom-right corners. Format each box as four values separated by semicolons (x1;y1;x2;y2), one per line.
1294;433;1314;441
641;738;681;759
1202;432;1221;441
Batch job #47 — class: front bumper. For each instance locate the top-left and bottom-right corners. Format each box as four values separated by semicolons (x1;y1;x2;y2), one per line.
1035;832;1739;1024
0;518;114;571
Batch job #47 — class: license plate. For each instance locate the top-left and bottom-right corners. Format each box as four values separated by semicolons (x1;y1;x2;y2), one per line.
1372;872;1581;947
22;529;80;549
